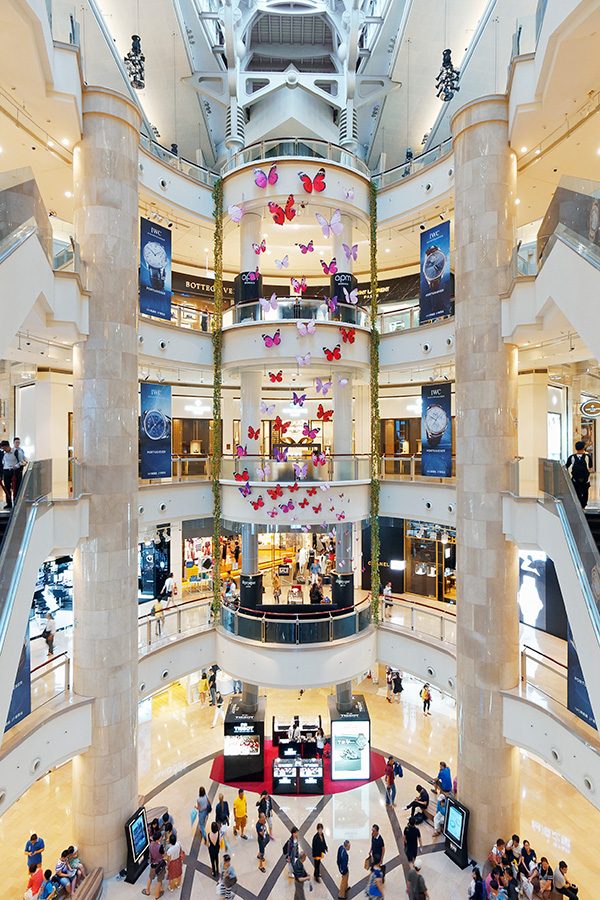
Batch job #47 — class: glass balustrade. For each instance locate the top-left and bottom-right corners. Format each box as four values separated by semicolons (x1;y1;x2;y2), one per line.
220;138;370;178
219;599;372;645
221;454;371;483
222;297;369;328
373;139;453;189
0;169;53;265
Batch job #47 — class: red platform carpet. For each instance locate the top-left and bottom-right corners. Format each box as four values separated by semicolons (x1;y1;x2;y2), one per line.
210;739;386;795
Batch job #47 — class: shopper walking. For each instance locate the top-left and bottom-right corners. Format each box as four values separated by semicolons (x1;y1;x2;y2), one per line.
24;833;45;871
293;851;311;900
215;792;231;853
195;786;211;845
233;788;248;839
384;756;396;806
272;571;282;604
208;668;218;706
256;812;270;873
382;581;393;618
566;441;592;509
13;437;27;497
151;597;164;637
337;840;350;899
403;817;423;863
42;613;56;657
311;822;328;883
256;789;274;838
161;572;177;609
2;440;19;510
218;855;237;900
166;832;184;890
370;824;385;869
198;671;209;705
211;690;226;728
406;859;428;900
208;822;220;878
367;862;385;899
392;671;403;703
285;826;300;877
420;684;432;715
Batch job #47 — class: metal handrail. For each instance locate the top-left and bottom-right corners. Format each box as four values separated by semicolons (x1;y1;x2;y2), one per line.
220;138;371;178
222;298;370;329
30;652;71;714
374;139;453;189
222;453;371;484
220;596;372;645
138;595;213;651
380;596;456;644
140;134;219;186
380;455;457;481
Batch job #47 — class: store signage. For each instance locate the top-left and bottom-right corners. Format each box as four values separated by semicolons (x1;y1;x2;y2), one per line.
419;220;453;323
139;382;172;479
4;632;31;732
140;216;172;320
567;627;597;729
580;399;600;418
172;270;234;302
421;382;452;477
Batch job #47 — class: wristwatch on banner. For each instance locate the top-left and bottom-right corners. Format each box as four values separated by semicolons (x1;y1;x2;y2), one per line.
143;241;168;289
424;403;449;447
142;409;171;441
423;244;446;290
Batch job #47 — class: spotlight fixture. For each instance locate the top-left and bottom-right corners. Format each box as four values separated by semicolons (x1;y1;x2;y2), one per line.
124;35;145;90
435;49;460;102
167;222;173;228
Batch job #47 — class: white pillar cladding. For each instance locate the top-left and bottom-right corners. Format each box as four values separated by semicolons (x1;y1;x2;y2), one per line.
240;369;262;480
333;371;353;481
239;212;263;273
452;94;520;862
332;212;354;273
71;87;141;875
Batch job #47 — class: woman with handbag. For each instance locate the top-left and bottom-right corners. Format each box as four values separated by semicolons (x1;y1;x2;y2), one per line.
195;786;211;845
208;822;221;878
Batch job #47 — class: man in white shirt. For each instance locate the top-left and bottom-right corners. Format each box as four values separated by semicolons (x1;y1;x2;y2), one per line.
2;441;19;510
13;437;27;497
161;572;177;608
297;546;308;578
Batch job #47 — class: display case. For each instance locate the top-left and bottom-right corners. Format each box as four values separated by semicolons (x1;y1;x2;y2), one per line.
223;697;266;782
328;694;371;782
272;715;322;746
298;759;324;794
272;760;297;794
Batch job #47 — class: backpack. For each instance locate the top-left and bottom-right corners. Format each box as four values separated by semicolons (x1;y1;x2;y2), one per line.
570;454;589;483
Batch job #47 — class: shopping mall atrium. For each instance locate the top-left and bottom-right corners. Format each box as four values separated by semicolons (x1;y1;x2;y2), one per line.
1;0;600;897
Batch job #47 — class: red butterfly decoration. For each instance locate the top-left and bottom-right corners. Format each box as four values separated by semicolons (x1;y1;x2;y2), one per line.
299;498;309;508
323;345;342;362
337;512;346;521
268;195;296;225
248;425;260;440
299;167;326;193
339;326;356;344
307;487;317;496
234;469;249;482
267;484;283;500
268;370;283;383
250;495;265;510
317;404;333;422
289;482;299;493
320;257;338;275
273;416;291;434
312;503;322;514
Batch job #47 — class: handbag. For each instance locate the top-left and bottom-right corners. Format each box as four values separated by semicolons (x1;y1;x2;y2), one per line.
364;855;372;871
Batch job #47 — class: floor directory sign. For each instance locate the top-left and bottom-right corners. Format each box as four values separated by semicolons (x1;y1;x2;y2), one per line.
567;627;597;729
140;216;172;319
4;633;31;732
419;220;452;322
421;382;452;477
140;382;172;479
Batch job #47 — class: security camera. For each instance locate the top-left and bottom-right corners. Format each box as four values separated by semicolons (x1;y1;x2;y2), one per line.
159;178;168;190
426;666;436;677
425;501;432;510
138;506;144;514
425;182;432;192
139;682;146;692
139;163;144;173
138;335;144;344
161;669;169;680
446;335;454;348
159;339;167;350
448;167;454;177
447;503;455;513
422;342;431;353
419;223;426;231
159;502;167;512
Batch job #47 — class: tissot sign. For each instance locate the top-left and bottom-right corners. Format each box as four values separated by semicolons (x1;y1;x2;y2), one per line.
580;399;600;418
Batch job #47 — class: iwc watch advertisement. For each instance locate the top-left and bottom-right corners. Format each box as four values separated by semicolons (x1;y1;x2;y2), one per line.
139;382;172;479
421;383;452;477
140;216;172;320
419;220;453;323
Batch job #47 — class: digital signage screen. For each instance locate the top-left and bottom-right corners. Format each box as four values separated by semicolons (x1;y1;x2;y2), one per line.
127;808;149;863
330;719;370;781
443;797;468;849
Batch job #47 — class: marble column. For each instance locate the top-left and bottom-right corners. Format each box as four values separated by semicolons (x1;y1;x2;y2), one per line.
451;95;520;861
71;87;141;874
240;212;262;273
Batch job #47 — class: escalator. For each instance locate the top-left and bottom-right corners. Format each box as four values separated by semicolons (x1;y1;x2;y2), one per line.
585;508;600;555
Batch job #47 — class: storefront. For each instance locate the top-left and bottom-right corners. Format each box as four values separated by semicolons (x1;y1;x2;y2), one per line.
405;519;456;603
138;527;170;599
379;390;456;473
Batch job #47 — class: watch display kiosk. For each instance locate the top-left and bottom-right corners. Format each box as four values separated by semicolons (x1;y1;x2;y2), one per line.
223;697;266;782
328;694;371;781
272;758;324;795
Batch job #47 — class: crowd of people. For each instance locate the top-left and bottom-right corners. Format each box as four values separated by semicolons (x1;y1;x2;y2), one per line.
23;834;87;898
484;836;581;898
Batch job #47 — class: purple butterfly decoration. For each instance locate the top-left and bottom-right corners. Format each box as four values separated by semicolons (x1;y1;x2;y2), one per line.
238;482;252;498
236;444;248;457
273;447;288;462
279;501;295;513
293;462;308;480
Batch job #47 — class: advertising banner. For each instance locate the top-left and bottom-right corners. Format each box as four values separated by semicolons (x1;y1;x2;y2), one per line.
4;634;31;733
140;382;172;479
419;220;452;322
421;383;452;477
139;216;172;319
567;627;597;729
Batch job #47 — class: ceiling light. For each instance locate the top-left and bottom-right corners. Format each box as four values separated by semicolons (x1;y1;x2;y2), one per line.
515;198;521;205
64;191;73;198
385;248;390;253
204;247;209;252
0;146;3;153
47;140;54;148
520;146;528;153
61;138;70;147
535;148;541;155
597;147;600;156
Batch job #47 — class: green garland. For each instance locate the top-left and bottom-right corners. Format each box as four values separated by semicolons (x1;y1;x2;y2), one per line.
211;178;224;616
369;180;381;623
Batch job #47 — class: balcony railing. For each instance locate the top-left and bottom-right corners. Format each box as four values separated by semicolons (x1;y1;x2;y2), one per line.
222;297;369;329
140;134;219;187
373;139;453;190
138;596;212;653
30;652;70;713
222;453;371;483
381;455;457;481
220;138;371;179
219;596;372;644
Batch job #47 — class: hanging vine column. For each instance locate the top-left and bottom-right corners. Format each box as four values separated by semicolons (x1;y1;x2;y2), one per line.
369;181;381;622
211;178;224;616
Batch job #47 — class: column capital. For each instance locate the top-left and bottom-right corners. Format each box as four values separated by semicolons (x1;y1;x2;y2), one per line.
82;85;142;135
451;93;509;140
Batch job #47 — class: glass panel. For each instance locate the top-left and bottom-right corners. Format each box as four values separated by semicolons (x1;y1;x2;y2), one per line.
358;607;371;632
298;618;329;644
222;298;369;329
332;613;356;640
220;606;236;634
264;618;296;643
0;168;52;263
236;613;263;642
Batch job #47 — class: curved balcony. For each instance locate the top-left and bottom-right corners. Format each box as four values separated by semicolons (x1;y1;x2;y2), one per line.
140;134;218;187
220;137;371;179
373;138;453;189
219;596;372;645
222;453;371;484
223;297;369;329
